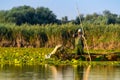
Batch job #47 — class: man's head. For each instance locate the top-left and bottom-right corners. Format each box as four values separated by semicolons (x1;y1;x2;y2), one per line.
78;29;82;33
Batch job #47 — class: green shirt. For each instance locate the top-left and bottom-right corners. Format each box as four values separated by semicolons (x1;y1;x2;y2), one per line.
75;35;84;47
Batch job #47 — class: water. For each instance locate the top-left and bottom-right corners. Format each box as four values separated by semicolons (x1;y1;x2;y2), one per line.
0;64;120;80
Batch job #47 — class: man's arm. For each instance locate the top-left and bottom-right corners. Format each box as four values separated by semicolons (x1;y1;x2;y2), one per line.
72;33;77;38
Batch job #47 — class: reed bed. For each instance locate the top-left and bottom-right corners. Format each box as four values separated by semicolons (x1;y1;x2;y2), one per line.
0;23;120;50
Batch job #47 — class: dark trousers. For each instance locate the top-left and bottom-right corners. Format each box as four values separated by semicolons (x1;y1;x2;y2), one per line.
75;45;84;55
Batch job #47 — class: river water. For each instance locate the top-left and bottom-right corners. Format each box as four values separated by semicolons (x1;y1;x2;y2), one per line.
0;64;120;80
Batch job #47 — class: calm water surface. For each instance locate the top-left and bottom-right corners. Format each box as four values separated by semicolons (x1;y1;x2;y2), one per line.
0;64;120;80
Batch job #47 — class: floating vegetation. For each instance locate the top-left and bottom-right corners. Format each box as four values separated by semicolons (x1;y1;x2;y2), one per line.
0;47;120;65
0;47;52;65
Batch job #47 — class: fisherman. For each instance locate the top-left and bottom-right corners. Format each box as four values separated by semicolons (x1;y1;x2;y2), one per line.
73;28;84;55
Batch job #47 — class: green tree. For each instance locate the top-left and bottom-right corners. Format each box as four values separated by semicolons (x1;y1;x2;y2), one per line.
35;7;57;24
61;16;68;24
6;5;35;25
116;16;120;24
0;10;7;23
74;14;84;24
4;5;57;25
103;10;118;24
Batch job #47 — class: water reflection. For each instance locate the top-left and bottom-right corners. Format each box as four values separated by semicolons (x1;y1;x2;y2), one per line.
0;64;120;80
73;65;91;80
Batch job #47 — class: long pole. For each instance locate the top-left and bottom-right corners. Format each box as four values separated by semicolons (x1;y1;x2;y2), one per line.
76;5;91;62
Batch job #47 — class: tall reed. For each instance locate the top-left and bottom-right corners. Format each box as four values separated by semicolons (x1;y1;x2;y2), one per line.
0;23;120;50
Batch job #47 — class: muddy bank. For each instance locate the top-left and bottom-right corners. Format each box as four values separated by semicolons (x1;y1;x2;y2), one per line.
0;39;120;50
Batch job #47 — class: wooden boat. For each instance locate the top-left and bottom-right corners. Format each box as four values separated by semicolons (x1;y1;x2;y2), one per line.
46;45;120;61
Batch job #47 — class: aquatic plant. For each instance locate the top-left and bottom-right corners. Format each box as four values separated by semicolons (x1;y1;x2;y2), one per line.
0;48;120;65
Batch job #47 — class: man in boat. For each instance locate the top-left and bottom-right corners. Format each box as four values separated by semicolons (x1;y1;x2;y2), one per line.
73;28;84;55
45;29;85;59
